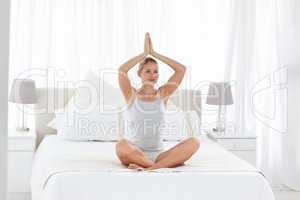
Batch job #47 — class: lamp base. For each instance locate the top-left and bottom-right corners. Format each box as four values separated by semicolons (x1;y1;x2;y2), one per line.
16;127;30;132
212;126;226;137
213;127;225;132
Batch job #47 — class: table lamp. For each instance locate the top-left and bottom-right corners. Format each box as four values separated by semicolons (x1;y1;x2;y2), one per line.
9;79;37;132
206;82;233;133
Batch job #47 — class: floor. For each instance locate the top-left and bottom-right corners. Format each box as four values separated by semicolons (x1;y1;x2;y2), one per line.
274;190;300;200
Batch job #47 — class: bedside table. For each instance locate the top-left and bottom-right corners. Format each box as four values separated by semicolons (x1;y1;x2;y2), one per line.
207;131;257;166
8;129;37;200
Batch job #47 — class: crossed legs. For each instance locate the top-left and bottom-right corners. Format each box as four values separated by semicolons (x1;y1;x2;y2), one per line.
115;139;154;168
115;137;200;170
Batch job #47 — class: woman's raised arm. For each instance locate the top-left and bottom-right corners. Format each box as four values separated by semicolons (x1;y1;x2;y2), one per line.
149;36;186;99
118;33;150;103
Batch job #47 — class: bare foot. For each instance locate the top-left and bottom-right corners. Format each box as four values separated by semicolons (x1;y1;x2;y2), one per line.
127;163;144;171
144;165;161;171
145;163;186;171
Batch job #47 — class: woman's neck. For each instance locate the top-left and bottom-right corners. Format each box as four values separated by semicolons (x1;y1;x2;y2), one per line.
139;84;156;95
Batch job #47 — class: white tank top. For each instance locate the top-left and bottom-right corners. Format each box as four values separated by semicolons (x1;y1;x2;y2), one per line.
124;94;165;151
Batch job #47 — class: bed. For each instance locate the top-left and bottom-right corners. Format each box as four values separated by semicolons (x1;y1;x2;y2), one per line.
31;88;275;200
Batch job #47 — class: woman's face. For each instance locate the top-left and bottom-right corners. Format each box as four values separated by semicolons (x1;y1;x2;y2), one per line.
139;62;159;84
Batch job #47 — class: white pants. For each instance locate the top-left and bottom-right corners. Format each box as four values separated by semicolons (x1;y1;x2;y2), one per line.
143;149;164;162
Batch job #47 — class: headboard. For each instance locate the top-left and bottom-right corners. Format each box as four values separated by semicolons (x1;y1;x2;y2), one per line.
34;88;202;144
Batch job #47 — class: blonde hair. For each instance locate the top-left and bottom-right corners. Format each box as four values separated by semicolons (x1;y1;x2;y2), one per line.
138;57;158;76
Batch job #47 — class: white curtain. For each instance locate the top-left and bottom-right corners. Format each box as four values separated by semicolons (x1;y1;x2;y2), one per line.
9;0;235;129
225;0;300;190
9;0;234;86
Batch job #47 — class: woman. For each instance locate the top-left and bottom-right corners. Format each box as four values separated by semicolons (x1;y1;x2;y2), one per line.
116;33;200;171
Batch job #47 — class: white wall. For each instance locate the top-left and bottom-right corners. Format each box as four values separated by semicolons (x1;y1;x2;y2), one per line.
0;0;10;199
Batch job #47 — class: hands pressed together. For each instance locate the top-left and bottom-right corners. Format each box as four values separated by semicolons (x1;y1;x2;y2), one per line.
143;32;156;56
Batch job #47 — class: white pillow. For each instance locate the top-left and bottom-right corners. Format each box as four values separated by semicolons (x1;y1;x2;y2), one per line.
161;100;201;140
55;106;121;141
48;110;121;141
160;110;201;141
47;69;124;141
82;69;126;110
160;110;188;141
184;110;202;137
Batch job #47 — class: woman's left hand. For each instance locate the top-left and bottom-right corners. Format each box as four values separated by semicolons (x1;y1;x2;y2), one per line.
148;34;155;55
144;32;150;55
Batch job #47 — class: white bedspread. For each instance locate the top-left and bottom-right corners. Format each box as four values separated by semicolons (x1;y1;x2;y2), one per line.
31;135;275;200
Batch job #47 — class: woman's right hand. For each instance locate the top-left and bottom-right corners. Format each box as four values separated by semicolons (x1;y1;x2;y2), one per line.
144;32;150;55
148;34;155;55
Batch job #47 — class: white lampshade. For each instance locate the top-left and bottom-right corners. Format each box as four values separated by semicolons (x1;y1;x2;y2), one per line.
206;82;233;105
9;79;37;104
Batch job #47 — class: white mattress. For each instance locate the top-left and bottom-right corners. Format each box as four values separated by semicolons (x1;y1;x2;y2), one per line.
31;135;275;200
